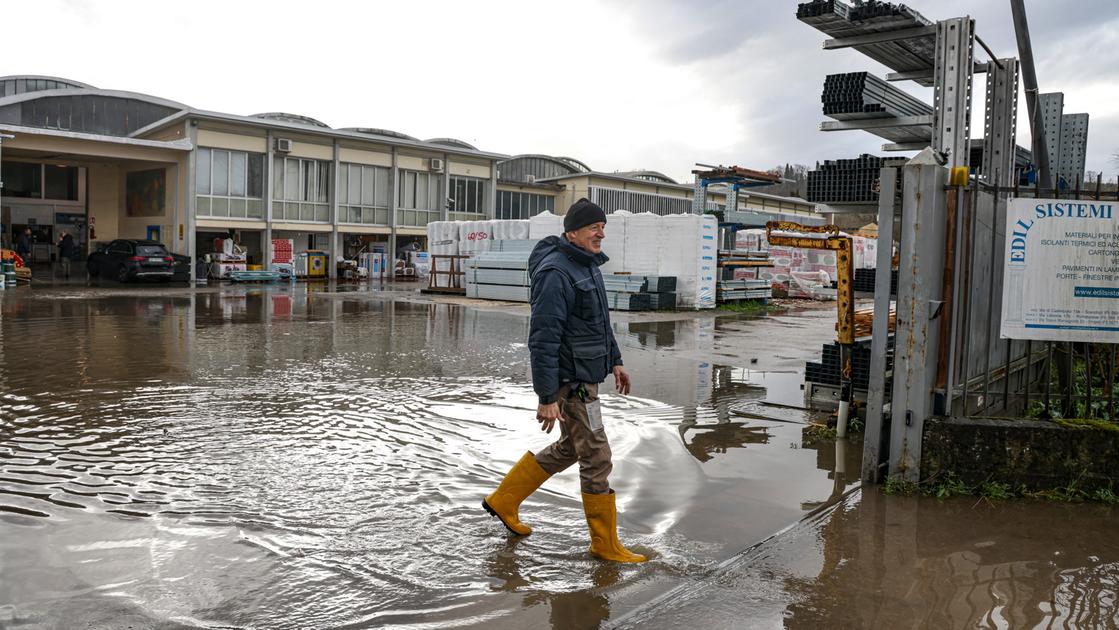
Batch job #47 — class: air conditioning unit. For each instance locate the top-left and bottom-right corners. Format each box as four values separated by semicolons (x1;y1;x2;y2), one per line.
526;175;537;183
275;138;293;153
429;158;444;172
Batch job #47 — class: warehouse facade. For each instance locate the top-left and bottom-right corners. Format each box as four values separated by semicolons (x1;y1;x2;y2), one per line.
0;75;504;278
0;75;823;279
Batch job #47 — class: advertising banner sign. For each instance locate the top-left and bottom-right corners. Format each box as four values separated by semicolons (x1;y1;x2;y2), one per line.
1001;197;1119;342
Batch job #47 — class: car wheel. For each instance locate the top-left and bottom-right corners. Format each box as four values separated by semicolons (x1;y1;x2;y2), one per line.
87;260;100;277
116;265;130;283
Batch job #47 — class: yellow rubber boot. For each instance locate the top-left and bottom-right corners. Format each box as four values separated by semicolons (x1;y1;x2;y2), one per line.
582;491;647;563
482;452;551;536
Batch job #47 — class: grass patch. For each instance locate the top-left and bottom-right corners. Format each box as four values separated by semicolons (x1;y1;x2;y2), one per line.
716;300;784;315
1054;417;1119;434
880;472;1119;504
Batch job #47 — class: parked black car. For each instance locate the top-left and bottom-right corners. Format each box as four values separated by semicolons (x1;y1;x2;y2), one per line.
87;239;175;282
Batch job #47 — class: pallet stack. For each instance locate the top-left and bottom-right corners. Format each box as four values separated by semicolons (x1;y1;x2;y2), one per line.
602;274;677;311
463;241;533;302
716;278;772;301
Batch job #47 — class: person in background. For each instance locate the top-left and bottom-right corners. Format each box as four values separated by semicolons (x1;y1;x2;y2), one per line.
57;231;78;278
16;228;32;266
482;198;647;563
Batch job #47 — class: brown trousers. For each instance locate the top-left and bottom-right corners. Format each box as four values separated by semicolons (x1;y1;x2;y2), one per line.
534;383;612;494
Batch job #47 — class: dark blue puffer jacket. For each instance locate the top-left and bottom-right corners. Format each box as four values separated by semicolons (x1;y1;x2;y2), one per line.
528;235;622;404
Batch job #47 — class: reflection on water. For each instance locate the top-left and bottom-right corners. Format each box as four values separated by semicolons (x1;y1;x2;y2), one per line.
1;285;855;628
616;477;1119;629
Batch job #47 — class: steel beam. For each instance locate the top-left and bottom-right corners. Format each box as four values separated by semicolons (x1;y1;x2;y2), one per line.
820;115;932;131
823;25;937;50
931;17;975;169
981;58;1019;186
882;142;930;152
889;149;948;481
886;62;987;82
1010;0;1052;192
863;166;898;482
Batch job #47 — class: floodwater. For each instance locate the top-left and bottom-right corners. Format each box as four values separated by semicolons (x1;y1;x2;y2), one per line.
1;283;1111;629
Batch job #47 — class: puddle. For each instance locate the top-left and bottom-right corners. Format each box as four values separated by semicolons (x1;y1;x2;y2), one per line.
1;284;855;628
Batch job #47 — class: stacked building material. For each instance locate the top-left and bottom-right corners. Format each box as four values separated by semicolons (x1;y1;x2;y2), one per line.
796;0;937;87
822;72;932;119
658;214;717;309
529;210;564;239
463;249;531;302
806;155;906;204
803;338;893;393
602;274;677;311
734;228;878;298
599;210;630;275
427;221;461;288
717;278;772;301
853;267;897;294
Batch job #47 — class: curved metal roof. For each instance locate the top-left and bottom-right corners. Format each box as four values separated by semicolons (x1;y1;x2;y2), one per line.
250;112;330;128
0;75;96;91
425;137;478;150
552;156;592;173
617;170;678;184
498;154;591;174
0;87;191;112
339;127;420;141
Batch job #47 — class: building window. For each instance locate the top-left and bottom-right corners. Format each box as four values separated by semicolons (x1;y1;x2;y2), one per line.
396;169;441;227
589;186;691;216
495;190;555;220
273;155;330;222
0;162;80;201
338;162;390;225
449;175;488;220
195;147;265;219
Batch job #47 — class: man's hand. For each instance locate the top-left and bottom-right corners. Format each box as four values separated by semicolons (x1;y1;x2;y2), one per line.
537;402;564;433
613;365;631;395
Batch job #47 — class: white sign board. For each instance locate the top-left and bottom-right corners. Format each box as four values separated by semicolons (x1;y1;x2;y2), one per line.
1001;197;1119;342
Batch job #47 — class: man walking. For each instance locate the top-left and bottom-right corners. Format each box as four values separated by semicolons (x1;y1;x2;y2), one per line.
482;198;646;563
16;228;32;266
57;231;78;278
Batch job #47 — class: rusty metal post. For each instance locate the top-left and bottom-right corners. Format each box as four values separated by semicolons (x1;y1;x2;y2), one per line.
889;149;949;482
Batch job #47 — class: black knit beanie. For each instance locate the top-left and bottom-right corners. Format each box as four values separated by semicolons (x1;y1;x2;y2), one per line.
563;198;607;232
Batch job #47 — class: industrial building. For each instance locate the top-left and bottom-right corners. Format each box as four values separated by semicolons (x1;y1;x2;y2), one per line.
0;74;821;279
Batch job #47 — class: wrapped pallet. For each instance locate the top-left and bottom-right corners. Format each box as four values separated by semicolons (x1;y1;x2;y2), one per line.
599;210;630;275
427;221;460;288
458;220;494;256
491;219;531;242
658;214;717;309
625;212;661;275
529;211;564;239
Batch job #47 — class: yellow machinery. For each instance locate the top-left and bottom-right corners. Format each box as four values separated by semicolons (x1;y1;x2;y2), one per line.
765;221;856;436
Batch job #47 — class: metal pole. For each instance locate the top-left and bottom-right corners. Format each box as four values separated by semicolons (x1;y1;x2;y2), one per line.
1010;0;1052;193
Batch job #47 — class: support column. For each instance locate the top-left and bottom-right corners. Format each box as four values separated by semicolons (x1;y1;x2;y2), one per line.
389;147;398;261
932;17;975;170
889;149;949;481
186;120;198;283
441;152;450;222
329;140;339;279
726;184;739;216
982;58;1019;187
264;130;274;268
488;161;497;220
691;179;707;215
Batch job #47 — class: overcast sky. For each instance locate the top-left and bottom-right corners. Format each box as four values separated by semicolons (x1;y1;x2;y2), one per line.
11;0;1119;183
